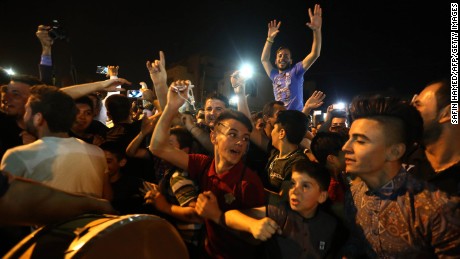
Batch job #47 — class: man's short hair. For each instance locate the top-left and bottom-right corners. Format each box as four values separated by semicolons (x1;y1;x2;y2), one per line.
276;46;292;56
29;85;77;133
262;101;284;118
74;95;94;112
349;95;423;151
170;126;194;150
105;94;131;123
205;92;229;108
310;132;348;166
292;160;330;192
275;110;309;145
214;110;253;133
99;141;126;161
251;111;263;121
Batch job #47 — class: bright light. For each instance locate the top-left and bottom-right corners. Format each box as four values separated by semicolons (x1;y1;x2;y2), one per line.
313;110;322;115
239;64;253;79
229;95;239;105
333;102;345;110
5;68;15;75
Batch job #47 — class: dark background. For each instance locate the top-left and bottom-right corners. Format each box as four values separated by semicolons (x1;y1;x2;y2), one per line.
0;0;451;104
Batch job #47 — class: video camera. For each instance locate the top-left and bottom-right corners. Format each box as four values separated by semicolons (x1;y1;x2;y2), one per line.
48;20;68;41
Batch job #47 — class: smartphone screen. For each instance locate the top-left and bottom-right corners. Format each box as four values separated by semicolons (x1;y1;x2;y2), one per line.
128;90;142;98
96;66;108;74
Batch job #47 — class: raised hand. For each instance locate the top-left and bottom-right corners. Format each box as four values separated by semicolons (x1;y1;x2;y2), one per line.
230;70;246;96
267;20;281;41
306;4;322;31
166;80;190;110
304;90;326;110
146;51;167;86
141;113;160;135
36;25;53;50
107;65;119;78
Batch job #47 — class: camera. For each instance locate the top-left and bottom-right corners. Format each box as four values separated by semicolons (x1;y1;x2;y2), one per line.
48;20;68;41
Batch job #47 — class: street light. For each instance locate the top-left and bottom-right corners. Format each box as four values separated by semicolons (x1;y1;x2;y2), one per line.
5;68;15;75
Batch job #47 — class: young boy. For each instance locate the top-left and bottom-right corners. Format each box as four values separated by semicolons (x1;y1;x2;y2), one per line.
99;141;150;214
223;160;339;258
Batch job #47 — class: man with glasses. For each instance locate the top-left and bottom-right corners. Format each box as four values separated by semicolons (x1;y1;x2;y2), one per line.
149;80;265;259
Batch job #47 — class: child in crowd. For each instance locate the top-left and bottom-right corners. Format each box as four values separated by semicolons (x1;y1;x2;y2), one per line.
100;141;152;214
223;160;341;258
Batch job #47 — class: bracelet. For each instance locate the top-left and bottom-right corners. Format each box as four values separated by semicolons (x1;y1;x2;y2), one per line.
266;38;274;44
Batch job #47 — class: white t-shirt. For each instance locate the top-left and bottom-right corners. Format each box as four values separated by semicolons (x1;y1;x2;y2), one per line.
1;137;107;198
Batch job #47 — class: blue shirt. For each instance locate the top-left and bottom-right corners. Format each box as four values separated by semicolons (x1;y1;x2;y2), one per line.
270;62;306;111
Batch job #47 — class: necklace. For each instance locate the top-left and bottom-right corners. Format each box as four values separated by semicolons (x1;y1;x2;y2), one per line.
269;149;299;172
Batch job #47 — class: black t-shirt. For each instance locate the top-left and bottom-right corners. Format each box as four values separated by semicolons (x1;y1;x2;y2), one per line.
111;173;154;214
265;146;310;205
69;120;109;144
404;146;460;197
106;120;141;149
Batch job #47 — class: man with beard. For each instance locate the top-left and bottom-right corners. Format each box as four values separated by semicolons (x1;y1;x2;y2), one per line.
411;79;460;196
1;85;111;199
182;93;229;154
0;73;128;160
261;4;322;111
0;75;43;159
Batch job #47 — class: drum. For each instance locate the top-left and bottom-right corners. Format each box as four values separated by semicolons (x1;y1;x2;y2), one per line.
4;214;189;259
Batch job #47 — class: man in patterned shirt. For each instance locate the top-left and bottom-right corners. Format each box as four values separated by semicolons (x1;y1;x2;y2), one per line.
341;95;460;257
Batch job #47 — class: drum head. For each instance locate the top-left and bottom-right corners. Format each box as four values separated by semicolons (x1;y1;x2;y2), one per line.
5;214;189;259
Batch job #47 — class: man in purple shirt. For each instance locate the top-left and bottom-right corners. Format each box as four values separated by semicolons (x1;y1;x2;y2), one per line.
261;4;322;111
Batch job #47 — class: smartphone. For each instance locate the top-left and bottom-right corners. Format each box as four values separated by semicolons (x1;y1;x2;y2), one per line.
96;66;108;75
313;110;322;115
332;103;345;110
127;90;142;98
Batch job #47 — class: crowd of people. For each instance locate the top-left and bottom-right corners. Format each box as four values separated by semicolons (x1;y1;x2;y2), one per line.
1;3;459;258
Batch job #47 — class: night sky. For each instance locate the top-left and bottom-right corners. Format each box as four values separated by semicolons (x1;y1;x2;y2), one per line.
0;0;451;105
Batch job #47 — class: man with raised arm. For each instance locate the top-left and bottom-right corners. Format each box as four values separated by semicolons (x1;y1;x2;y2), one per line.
149;80;265;259
261;4;322;111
